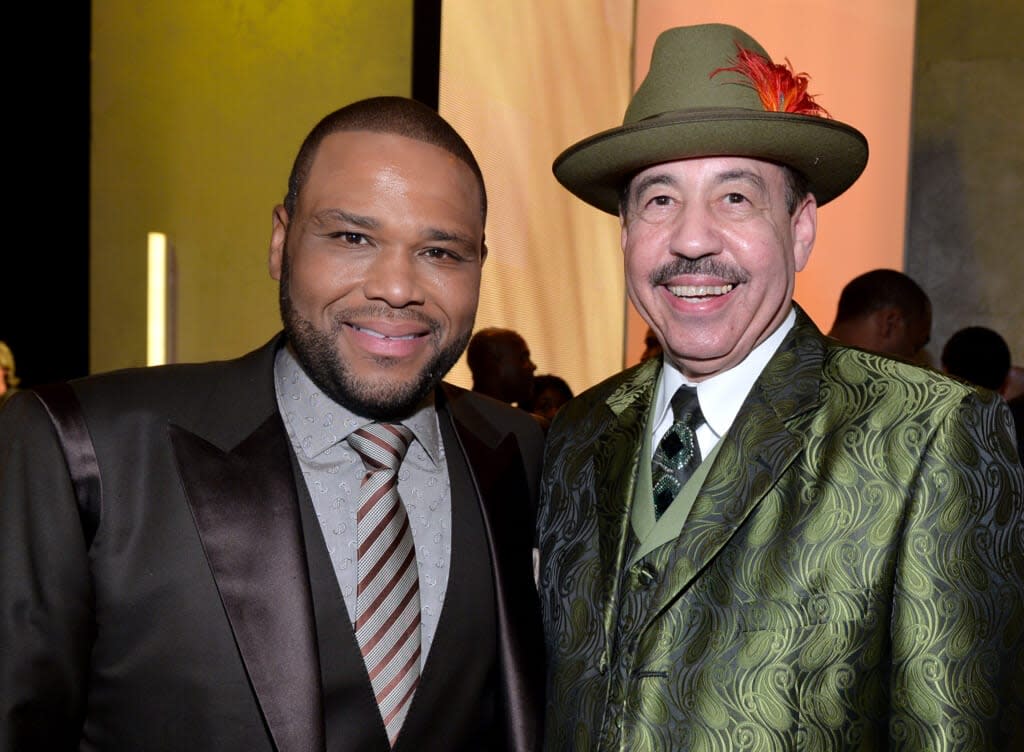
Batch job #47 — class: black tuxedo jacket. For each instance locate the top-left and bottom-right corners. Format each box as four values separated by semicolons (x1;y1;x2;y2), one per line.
0;335;545;751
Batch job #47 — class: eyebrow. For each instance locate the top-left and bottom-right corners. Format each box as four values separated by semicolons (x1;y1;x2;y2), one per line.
631;167;770;198
424;227;471;245
630;172;677;201
714;168;767;194
312;208;379;230
313;208;477;250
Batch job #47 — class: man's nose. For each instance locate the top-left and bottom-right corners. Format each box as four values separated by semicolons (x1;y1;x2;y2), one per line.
362;250;426;307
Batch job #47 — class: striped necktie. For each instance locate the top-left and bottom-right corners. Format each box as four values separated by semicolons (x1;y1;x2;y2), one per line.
651;385;703;519
348;422;420;746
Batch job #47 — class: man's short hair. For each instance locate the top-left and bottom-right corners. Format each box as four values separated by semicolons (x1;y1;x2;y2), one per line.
466;327;519;378
941;326;1012;391
284;96;486;221
833;269;931;327
533;374;573;403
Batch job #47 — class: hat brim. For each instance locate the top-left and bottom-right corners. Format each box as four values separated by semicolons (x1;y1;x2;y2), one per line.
553;108;869;214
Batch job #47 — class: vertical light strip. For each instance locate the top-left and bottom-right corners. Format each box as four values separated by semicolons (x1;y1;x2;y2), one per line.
147;232;167;366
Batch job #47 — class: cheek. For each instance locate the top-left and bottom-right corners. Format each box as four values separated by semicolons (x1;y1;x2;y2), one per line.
287;251;363;310
623;240;654;286
432;269;481;321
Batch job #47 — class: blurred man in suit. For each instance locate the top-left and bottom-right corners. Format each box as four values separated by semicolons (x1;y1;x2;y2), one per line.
941;324;1012;392
827;268;932;362
537;23;1023;751
0;340;18;408
467;327;538;408
2;96;544;751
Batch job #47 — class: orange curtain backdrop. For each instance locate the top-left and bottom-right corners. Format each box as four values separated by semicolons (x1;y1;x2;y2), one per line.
626;0;917;364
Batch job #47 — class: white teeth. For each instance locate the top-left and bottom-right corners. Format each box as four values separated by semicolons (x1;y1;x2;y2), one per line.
667;283;735;297
352;324;417;340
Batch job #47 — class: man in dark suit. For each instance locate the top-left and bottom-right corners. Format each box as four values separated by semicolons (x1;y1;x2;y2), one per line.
826;268;932;363
467;327;538;408
537;23;1023;750
1;96;544;751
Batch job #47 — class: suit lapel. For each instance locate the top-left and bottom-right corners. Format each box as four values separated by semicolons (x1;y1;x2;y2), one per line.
437;386;545;752
170;413;324;752
591;362;660;648
442;393;521;522
644;309;827;623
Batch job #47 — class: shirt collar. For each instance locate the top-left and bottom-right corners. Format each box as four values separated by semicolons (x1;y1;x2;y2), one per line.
653;307;796;438
273;346;442;463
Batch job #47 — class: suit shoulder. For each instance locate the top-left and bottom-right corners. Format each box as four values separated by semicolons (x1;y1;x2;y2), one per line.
825;344;969;393
547;362;654;438
560;362;651;414
48;337;282;435
820;343;988;425
441;382;545;439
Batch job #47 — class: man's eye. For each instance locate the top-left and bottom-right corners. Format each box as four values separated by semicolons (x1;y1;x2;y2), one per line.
724;192;748;204
424;247;457;260
328;231;367;244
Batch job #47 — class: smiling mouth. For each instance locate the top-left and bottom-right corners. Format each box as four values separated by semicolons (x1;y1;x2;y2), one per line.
348;323;423;340
667;283;735;300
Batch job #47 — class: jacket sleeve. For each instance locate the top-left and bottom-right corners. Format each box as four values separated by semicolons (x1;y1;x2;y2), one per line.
0;390;93;749
890;389;1024;748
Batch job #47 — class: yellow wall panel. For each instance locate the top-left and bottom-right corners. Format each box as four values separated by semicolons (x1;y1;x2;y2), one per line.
91;1;414;372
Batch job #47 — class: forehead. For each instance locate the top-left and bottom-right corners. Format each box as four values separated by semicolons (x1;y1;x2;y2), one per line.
628;155;788;192
301;130;483;214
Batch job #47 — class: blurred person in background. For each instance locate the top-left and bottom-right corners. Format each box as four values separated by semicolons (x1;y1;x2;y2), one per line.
522;373;574;425
827;268;932;362
0;340;19;408
940;325;1011;392
467;327;537;407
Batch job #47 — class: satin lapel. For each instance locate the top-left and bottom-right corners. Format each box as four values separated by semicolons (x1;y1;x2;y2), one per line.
442;395;522;528
170;413;324;752
645;309;827;622
593;363;659;649
438;387;544;752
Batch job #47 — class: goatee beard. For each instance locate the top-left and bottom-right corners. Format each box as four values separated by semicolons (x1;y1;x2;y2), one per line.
278;262;470;421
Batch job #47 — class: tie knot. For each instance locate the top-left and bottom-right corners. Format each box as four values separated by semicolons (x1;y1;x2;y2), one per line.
670;385;702;427
347;422;413;472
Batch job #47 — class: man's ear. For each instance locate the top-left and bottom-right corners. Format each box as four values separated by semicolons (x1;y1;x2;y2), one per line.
879;307;903;339
792;194;817;272
269;205;288;281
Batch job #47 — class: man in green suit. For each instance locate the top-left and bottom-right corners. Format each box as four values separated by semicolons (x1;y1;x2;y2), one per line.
537;23;1024;751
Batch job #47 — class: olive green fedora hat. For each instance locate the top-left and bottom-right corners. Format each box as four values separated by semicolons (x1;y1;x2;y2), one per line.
553;23;869;214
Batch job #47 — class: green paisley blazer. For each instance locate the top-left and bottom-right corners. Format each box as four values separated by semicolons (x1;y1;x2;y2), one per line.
537;308;1024;751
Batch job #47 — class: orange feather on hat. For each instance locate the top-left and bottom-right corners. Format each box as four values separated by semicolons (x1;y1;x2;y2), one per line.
712;45;830;117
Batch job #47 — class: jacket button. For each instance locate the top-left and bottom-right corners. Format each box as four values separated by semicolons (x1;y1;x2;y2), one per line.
633;562;657;587
598;651;608;675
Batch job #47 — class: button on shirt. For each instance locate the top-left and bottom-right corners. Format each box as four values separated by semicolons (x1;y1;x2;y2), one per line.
650;308;796;457
274;347;452;663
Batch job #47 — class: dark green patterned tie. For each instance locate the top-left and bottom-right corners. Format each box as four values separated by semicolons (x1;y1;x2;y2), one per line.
652;385;703;519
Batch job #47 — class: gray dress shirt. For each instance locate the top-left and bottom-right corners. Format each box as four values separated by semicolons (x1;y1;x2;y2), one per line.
273;347;452;663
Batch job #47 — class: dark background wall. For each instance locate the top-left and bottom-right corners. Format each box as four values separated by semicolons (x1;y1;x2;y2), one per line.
906;0;1023;366
2;5;91;388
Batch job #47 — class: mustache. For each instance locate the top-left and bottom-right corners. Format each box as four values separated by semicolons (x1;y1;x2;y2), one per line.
328;305;442;336
649;258;749;286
